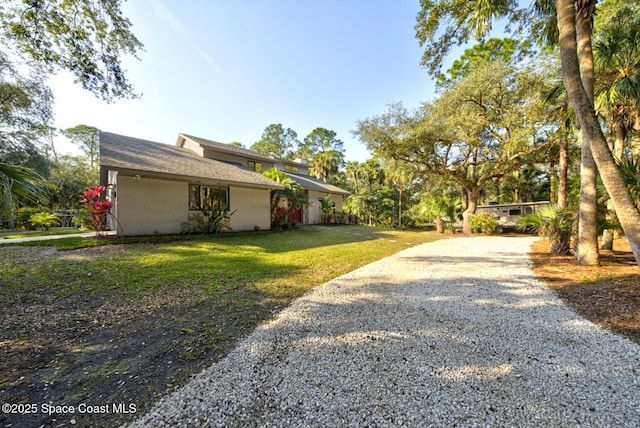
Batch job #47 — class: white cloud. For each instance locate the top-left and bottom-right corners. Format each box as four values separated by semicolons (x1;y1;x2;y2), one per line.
194;46;224;76
146;0;187;38
146;0;223;75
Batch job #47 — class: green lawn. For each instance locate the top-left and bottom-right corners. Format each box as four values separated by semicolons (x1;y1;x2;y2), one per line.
0;225;445;427
0;227;87;239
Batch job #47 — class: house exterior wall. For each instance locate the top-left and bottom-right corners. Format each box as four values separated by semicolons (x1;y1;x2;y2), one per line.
308;190;324;224
203;150;275;171
230;187;271;231
178;138;204;156
114;176;187;235
274;161;309;175
331;193;344;214
307;191;344;224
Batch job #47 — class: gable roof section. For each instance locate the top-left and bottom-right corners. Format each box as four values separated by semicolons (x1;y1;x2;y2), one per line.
100;132;283;189
178;133;276;163
178;133;309;168
286;171;350;196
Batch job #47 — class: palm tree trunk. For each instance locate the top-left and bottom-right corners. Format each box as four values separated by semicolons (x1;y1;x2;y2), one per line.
575;4;599;266
549;159;557;204
557;0;640;267
398;178;403;229
577;132;600;265
601;132;625;250
557;137;569;210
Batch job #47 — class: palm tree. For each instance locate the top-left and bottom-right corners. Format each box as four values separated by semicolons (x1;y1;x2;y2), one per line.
310;150;343;183
415;0;640;265
593;11;640;250
359;159;382;193
554;0;640;266
263;168;307;228
517;204;576;255
344;161;361;193
0;162;48;227
543;80;577;210
597;154;640;249
428;195;461;233
594;10;640;161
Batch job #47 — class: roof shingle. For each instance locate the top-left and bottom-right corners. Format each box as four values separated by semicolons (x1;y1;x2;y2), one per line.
286;171;350;195
100;132;283;189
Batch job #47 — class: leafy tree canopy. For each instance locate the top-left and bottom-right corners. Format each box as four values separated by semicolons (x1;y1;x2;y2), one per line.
299;128;344;159
415;0;523;76
0;52;52;174
1;0;144;102
436;37;535;89
63;125;100;171
355;56;551;232
250;123;299;159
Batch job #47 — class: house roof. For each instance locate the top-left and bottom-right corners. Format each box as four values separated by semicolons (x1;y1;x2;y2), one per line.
286;171;351;196
100;132;284;189
178;133;276;163
178;133;309;168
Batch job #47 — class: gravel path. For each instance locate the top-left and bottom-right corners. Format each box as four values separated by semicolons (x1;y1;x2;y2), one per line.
130;236;640;427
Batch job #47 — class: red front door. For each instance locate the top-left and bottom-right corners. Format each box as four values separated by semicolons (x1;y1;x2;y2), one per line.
288;206;302;223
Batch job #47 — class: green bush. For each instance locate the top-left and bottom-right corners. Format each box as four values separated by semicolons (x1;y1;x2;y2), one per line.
517;204;576;254
469;212;498;234
73;208;94;230
186;205;236;235
28;212;60;230
15;207;43;230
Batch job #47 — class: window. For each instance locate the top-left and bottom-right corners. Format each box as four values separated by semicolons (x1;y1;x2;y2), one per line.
509;209;522;216
285;164;298;172
189;185;229;211
248;161;263;173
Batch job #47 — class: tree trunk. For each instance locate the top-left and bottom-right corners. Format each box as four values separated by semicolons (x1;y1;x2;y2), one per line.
549;159;557;204
398;178;403;229
462;187;481;234
575;6;600;266
557;0;640;267
577;140;600;264
601;132;625;251
632;118;640;157
557;137;569;210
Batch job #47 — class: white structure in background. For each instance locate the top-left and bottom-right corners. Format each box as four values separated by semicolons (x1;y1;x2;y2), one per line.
476;201;550;231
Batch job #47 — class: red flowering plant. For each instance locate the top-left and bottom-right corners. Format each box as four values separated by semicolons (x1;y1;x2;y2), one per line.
81;185;114;232
272;206;288;229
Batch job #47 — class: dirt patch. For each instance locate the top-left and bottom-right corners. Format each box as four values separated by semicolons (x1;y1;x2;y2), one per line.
529;238;640;345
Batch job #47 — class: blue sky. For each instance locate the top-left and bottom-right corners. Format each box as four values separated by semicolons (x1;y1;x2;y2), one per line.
49;0;458;162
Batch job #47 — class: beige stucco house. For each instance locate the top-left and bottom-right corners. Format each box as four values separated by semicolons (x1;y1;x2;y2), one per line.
100;132;349;236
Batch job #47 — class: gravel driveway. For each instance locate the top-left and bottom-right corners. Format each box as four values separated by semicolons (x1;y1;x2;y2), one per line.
131;236;640;427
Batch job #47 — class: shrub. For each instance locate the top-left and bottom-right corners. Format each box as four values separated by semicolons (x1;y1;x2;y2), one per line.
186;202;236;235
73;208;93;229
28;212;60;230
469;212;498;234
81;186;114;231
517;204;576;255
15;207;42;230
